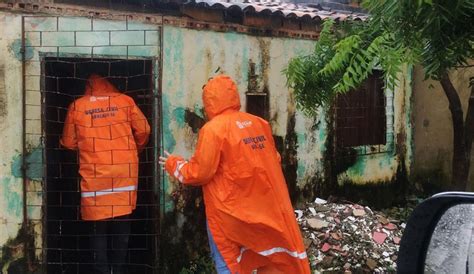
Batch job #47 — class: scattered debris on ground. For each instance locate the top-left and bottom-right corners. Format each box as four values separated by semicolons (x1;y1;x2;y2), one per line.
297;197;418;273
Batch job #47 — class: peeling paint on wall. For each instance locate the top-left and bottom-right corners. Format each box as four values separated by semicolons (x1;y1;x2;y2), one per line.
0;9;415;271
11;148;43;180
8;39;33;61
1;177;22;219
0;63;6;118
0;221;39;274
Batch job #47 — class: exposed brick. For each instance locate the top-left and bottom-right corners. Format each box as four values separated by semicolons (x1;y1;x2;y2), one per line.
301;20;319;32
76;31;109;46
128;46;159;57
281;18;301;31
93;19;127;31
145;31;159;46
58;17;92;31
59;46;92;57
28;47;58;60
42;31;75;46
26;90;41;106
127;21;158;30
93;46;127;57
26;32;41;47
24;17;57;31
25;61;41;77
110;31;144;46
26;119;41;135
26;105;41;120
243;14;273;28
25;76;41;91
182;6;223;23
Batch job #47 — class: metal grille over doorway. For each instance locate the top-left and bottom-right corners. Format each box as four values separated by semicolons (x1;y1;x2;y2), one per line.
22;16;162;274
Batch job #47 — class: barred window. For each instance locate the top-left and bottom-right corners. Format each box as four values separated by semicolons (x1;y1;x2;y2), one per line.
336;70;386;148
246;92;268;120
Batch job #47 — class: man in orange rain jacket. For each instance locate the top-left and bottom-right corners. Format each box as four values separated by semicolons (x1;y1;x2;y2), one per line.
61;74;150;274
160;75;310;274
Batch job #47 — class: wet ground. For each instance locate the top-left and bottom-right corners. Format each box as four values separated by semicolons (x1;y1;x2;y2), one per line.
424;204;474;274
297;198;419;273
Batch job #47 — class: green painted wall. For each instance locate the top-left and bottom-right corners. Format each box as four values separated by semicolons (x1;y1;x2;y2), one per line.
0;11;413;272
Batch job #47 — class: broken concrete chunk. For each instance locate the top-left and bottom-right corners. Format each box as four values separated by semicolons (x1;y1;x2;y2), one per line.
372;231;387;245
295;199;412;272
321;243;331;253
315;205;330;212
307;218;329;230
384;223;397;230
377;215;390;225
353;204;365;210
315;198;327;205
321;256;334;267
295;210;303;220
393;236;401;245
303;238;312;249
343;208;353;216
366;258;378;270
353;209;366;217
330;232;342;241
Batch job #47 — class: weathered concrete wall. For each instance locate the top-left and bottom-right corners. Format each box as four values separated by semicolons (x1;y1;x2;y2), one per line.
338;66;413;184
0;11;161;272
0;12;31;273
0;10;413;272
159;26;413;270
161;27;413;208
160;26;320;211
413;65;474;188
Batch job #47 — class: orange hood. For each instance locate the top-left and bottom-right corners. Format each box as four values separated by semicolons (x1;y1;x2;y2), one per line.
84;74;120;96
202;75;241;120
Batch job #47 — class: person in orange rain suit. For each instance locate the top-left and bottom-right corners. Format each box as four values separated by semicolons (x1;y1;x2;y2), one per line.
61;74;150;274
160;75;310;274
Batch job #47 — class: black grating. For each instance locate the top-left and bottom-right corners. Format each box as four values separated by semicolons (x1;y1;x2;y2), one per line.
42;57;159;274
335;70;386;148
246;93;269;120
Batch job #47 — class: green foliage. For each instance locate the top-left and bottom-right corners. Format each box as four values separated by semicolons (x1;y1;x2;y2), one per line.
285;0;474;115
364;0;474;80
284;20;337;114
179;255;215;274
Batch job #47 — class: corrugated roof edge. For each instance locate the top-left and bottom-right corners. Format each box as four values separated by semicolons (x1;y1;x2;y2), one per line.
185;0;367;21
0;1;366;40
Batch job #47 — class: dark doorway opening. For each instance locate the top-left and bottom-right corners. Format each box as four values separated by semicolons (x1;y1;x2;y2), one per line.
43;57;159;274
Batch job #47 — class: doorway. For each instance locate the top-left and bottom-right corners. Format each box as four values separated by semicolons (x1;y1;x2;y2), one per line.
43;57;159;273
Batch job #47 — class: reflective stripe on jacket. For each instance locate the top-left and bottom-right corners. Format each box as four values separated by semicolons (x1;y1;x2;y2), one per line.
61;74;150;220
165;75;310;273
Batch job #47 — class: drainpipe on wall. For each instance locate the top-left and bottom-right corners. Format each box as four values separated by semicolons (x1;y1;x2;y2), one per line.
21;16;28;225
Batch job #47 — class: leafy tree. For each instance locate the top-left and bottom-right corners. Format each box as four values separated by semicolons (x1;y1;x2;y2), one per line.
285;0;474;190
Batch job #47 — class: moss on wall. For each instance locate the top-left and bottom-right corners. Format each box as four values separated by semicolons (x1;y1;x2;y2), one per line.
0;223;40;274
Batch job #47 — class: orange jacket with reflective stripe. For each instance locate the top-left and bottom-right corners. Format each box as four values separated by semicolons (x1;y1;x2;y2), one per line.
165;75;310;273
61;74;151;221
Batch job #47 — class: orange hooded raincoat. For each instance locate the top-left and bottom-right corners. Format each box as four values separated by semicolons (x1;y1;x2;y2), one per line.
61;74;151;221
165;75;310;273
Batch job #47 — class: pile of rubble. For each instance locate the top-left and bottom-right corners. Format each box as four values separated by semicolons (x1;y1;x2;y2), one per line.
297;198;411;273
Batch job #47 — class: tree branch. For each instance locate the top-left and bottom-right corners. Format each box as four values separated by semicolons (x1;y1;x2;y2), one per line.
440;73;467;189
454;65;474;69
440;73;464;124
464;84;474;154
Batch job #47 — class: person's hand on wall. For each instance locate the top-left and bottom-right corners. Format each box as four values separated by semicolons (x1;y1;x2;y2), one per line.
158;150;171;167
159;151;178;185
